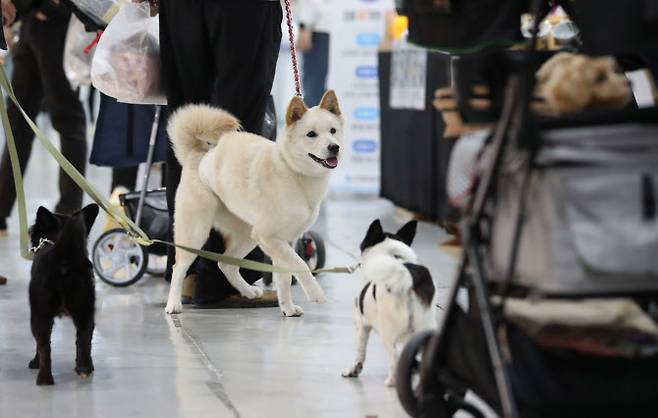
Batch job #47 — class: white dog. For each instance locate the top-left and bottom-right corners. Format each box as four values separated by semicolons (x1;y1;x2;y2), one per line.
164;91;343;317
342;220;437;386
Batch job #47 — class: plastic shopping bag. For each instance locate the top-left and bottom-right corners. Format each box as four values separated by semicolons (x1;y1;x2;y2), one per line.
91;2;166;105
68;0;128;26
64;16;98;88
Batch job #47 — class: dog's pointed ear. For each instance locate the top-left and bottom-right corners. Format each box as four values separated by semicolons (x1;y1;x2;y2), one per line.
80;204;99;233
286;96;308;126
319;90;341;117
35;206;58;231
360;219;385;252
396;220;417;247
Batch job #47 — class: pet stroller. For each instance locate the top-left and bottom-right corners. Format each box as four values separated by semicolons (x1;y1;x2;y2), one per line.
394;1;658;417
92;98;327;287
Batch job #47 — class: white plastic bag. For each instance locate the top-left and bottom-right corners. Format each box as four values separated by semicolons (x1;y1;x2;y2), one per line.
69;0;128;26
91;2;166;105
64;16;98;88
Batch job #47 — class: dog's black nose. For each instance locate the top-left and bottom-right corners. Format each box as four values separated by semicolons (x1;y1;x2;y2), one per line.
328;144;340;154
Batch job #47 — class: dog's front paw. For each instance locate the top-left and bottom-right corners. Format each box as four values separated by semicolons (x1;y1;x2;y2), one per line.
384;376;396;387
341;362;363;378
36;371;54;386
75;364;94;379
241;285;264;300
280;304;304;317
165;299;183;314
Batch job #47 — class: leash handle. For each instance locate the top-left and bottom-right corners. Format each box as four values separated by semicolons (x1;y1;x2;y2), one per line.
283;0;303;97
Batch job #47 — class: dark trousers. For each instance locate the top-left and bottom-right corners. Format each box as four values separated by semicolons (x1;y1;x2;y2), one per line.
160;0;282;301
111;166;138;192
302;32;330;107
0;14;87;218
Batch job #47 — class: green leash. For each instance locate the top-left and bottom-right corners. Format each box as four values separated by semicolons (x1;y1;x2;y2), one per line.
0;65;356;275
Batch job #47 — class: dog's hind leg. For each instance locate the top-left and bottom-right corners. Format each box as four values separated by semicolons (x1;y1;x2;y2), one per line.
165;248;200;314
342;321;371;378
217;233;262;299
165;187;217;314
380;328;399;387
72;315;95;378
30;314;54;385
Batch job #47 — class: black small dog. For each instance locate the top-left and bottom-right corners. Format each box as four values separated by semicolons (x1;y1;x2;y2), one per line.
28;204;99;385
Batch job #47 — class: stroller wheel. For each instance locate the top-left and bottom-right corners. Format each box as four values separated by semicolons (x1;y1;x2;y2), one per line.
295;230;326;272
397;330;436;418
93;229;148;287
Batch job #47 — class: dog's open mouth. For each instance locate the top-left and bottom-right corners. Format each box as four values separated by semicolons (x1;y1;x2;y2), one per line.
308;153;338;169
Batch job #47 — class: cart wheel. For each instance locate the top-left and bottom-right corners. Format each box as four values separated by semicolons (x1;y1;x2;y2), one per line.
296;230;326;272
93;228;148;287
397;330;437;418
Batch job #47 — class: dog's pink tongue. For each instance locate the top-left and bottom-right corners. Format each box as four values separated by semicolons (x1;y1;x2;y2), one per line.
326;157;338;168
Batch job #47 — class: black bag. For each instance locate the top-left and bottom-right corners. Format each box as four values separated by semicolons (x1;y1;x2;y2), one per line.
400;0;527;50
90;93;168;168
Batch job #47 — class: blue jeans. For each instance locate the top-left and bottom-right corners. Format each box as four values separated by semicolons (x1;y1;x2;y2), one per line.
302;32;330;107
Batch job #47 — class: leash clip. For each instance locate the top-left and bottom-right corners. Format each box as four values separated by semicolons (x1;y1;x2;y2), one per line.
347;263;362;274
29;238;55;253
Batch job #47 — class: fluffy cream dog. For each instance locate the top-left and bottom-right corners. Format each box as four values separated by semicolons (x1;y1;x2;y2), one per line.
165;91;343;317
534;52;632;115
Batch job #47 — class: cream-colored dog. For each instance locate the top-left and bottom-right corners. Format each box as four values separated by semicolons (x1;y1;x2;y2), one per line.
535;52;632;115
164;91;343;317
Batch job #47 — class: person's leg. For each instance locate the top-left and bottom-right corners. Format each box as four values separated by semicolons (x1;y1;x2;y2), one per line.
111;166;138;191
0;26;43;227
33;16;87;214
160;0;215;282
302;32;330;107
210;1;283;133
186;0;282;302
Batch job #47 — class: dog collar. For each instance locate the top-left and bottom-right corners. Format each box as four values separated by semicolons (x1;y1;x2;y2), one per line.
30;238;55;253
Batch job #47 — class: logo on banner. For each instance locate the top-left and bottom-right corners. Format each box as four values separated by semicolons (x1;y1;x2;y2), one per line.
355;65;378;79
354;107;379;121
356;33;381;47
353;139;378;154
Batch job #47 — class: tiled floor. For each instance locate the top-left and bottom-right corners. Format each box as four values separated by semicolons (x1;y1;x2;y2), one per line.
0;123;459;418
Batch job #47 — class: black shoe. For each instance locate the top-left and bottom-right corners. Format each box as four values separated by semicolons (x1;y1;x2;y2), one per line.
0;218;6;236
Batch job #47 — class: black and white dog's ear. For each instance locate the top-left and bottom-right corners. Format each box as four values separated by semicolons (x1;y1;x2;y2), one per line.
360;219;385;252
396;220;417;247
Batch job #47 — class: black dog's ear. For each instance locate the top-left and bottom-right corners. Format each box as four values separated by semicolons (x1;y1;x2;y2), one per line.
79;204;99;233
360;219;385;252
35;206;59;232
396;220;417;247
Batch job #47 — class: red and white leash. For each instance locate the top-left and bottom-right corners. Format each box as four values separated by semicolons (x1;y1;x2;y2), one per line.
283;0;303;98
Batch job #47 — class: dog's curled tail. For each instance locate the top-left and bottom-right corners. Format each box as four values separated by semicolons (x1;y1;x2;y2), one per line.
168;104;241;165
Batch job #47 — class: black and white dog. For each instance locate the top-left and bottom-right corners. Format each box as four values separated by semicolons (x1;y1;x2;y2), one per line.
28;204;98;385
342;220;437;387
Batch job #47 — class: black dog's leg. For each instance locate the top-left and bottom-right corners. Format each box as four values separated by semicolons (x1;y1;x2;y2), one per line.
31;315;55;385
73;316;94;378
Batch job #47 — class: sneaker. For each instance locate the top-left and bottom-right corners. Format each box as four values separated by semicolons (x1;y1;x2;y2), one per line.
0;218;7;237
0;275;7;285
